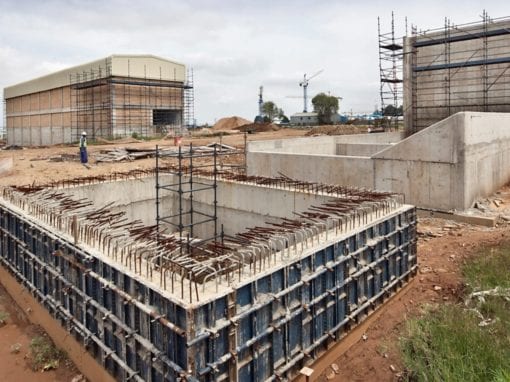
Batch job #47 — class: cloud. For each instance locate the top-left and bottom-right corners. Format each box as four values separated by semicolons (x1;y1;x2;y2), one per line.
1;0;509;125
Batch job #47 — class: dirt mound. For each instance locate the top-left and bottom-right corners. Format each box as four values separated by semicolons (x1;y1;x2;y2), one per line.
236;122;280;133
305;125;367;136
213;116;251;130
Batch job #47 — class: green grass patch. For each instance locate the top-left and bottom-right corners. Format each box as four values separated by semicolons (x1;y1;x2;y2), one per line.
29;335;65;371
400;243;510;382
463;244;510;289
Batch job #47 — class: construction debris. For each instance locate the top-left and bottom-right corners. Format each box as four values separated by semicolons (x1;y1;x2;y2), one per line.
236;122;280;133
305;125;367;136
95;143;239;162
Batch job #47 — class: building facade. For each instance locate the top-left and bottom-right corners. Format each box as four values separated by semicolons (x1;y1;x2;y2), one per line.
4;55;191;146
403;16;510;134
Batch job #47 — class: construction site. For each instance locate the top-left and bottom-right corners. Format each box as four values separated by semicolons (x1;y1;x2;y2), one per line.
0;11;510;382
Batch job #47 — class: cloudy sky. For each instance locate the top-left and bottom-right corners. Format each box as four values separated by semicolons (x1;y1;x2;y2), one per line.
0;0;508;125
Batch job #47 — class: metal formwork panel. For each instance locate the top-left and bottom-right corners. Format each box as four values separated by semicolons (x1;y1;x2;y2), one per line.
0;202;417;382
188;207;417;381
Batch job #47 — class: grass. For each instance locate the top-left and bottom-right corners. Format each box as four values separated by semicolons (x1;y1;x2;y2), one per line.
0;310;8;326
400;243;510;382
29;335;65;371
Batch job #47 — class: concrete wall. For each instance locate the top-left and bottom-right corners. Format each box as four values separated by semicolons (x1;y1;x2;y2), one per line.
336;143;391;156
247;112;510;211
248;151;375;189
6;85;72;145
62;175;336;238
404;19;510;134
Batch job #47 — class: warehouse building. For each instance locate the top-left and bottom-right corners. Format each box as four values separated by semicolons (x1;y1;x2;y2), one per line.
3;54;193;146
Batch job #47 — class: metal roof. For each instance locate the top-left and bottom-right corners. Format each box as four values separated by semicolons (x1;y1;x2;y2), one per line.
4;54;186;99
291;112;319;117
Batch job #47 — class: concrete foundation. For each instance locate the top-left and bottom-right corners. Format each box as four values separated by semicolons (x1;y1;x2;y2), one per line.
0;171;416;381
247;112;510;211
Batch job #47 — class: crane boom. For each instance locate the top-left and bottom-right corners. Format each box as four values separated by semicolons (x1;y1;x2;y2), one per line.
308;69;324;81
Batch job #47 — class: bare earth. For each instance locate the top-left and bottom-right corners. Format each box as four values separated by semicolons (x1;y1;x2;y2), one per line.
1;128;509;381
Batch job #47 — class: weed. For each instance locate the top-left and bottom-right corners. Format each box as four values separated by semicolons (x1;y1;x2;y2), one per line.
400;243;510;381
463;244;510;290
0;310;8;326
29;335;65;371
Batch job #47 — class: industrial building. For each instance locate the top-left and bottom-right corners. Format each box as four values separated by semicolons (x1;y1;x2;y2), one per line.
0;144;417;381
290;112;320;126
403;14;510;134
3;54;193;146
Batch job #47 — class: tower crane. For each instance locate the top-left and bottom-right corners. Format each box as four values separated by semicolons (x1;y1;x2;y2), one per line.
299;69;323;112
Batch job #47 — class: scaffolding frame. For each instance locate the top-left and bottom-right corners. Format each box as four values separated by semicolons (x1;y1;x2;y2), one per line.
1;98;6;140
407;11;510;134
378;12;404;129
70;62;194;141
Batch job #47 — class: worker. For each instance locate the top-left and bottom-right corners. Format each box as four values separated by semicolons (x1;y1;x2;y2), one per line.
79;131;88;164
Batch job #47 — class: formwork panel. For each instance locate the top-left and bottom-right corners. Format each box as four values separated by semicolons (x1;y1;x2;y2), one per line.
0;173;417;382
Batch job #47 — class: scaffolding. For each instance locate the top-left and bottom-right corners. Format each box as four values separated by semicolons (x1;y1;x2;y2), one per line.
378;12;403;129
1;98;6;140
155;144;224;245
70;62;193;141
407;12;510;134
183;68;195;129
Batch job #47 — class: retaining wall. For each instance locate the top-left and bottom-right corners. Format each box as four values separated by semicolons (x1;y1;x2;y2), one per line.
248;112;510;210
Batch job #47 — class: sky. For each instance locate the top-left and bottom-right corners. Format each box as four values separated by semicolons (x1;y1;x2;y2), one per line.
0;0;508;126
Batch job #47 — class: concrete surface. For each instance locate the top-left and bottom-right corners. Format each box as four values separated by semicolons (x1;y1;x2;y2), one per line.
62;175;336;238
247;112;510;211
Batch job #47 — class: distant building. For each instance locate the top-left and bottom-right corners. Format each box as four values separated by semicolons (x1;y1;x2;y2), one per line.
403;17;510;134
290;112;319;126
3;54;193;146
291;112;344;126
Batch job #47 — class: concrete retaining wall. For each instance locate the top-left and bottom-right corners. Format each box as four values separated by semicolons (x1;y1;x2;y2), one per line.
247;112;510;210
336;143;391;156
62;175;336;238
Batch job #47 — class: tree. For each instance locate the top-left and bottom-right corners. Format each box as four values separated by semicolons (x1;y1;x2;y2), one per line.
262;101;278;121
312;93;339;124
382;104;403;116
262;101;287;122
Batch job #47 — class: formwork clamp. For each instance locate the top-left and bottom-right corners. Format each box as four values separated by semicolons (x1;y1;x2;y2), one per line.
204;328;220;338
150;314;166;323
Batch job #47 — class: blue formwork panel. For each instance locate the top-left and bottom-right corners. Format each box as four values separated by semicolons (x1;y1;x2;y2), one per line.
0;202;417;382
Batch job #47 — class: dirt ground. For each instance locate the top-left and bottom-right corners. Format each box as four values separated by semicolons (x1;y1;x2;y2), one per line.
1;128;509;381
0;283;81;382
0;129;306;187
310;216;510;382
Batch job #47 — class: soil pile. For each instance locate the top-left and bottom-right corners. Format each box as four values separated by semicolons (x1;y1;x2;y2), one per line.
236;122;280;133
212;116;251;131
305;125;367;136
